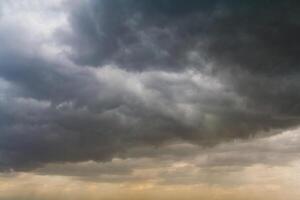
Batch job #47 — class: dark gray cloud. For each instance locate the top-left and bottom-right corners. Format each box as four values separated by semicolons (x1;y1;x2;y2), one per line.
0;0;299;172
63;0;300;116
63;0;300;70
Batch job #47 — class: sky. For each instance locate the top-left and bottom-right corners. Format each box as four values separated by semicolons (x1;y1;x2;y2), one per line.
0;0;300;199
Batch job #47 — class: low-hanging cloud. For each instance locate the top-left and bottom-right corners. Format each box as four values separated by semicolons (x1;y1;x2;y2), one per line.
0;0;299;171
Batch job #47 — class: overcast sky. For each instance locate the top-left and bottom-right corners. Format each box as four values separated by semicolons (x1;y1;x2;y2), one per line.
0;0;300;199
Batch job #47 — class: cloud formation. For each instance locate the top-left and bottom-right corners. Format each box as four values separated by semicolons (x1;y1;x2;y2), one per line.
0;0;299;172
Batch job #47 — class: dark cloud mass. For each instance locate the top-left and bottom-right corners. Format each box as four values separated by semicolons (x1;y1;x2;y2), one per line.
0;0;299;171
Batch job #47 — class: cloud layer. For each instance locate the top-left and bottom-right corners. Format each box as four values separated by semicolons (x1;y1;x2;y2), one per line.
0;0;299;171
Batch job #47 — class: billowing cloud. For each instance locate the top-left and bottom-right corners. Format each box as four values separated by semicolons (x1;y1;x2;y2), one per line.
0;0;299;174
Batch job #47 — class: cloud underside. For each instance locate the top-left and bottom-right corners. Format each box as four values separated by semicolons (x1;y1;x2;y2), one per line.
0;0;299;171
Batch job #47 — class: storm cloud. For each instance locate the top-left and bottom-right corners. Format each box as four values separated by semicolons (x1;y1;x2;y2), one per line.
0;0;299;172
